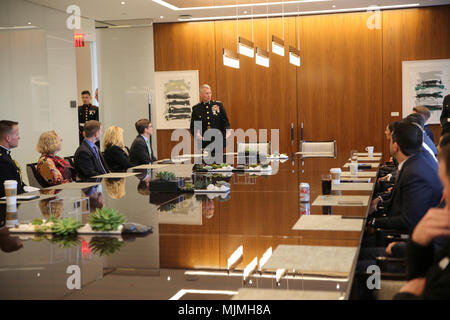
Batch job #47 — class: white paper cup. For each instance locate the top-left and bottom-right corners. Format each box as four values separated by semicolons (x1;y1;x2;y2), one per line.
330;168;342;184
365;146;374;157
349;163;358;176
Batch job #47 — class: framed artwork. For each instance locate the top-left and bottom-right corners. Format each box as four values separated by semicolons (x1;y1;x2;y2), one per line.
154;70;199;129
402;59;450;124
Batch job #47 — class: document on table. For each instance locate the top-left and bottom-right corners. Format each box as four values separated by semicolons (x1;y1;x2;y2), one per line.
131;164;171;170
332;182;374;191
347;157;381;162
341;171;377;177
262;245;358;277
312;195;370;206
45;182;100;190
356;152;382;156
93;172;138;178
292;215;364;232
232;288;344;300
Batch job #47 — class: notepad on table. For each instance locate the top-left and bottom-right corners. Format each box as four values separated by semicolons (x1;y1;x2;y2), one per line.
292;215;364;232
312;195;369;206
332;182;374;191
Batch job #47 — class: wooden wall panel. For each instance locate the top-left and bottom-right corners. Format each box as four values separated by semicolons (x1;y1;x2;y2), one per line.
215;17;298;154
382;6;450;153
296;12;383;154
153;22;217;159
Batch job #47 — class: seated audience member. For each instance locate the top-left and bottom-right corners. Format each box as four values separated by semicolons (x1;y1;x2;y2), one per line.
413;106;435;143
404;113;437;159
0;120;26;197
103;126;133;172
442;122;450;136
370;121;442;232
74;120;110;179
129;119;157;166
393;144;450;299
36;131;75;186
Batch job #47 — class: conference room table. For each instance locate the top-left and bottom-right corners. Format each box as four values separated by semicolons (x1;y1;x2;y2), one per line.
0;152;381;300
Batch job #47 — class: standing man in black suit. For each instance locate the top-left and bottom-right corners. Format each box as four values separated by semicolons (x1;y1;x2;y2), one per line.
78;90;100;148
440;94;450;134
74;120;109;180
129;119;157;166
0;120;26;197
190;84;231;152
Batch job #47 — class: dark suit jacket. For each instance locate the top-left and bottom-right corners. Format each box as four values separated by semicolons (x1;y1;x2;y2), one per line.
394;238;450;299
104;145;133;172
0;146;26;198
74;140;110;180
374;150;442;232
129;135;157;166
424;133;437;156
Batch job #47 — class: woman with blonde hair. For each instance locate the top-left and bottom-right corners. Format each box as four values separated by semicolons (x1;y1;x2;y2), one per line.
36;131;75;185
103;126;133;172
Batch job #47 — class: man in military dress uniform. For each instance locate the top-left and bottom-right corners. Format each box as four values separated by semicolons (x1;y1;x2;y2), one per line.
78;90;100;148
190;84;231;153
440;94;450;134
0;120;26;198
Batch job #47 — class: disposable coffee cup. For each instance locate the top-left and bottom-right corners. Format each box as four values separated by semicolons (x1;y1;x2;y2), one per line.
330;168;342;184
349;163;358;176
4;180;18;205
365;146;374;157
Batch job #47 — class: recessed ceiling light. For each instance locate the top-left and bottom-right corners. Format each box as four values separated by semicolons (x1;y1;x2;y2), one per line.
243;10;248;14
28;22;31;24
121;1;125;4
332;5;336;8
160;16;164;19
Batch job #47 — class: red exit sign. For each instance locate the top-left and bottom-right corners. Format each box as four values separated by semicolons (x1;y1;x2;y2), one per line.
74;33;85;47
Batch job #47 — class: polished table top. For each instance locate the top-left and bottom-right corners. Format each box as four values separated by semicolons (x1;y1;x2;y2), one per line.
0;154;380;300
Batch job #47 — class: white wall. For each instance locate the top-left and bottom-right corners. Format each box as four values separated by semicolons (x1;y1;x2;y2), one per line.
0;0;79;184
96;26;156;154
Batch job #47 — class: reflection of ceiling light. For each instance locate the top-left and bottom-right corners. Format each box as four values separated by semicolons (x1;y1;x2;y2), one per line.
272;35;285;56
0;25;37;30
223;49;240;69
238;37;254;58
227;245;243;268
153;0;331;11
243;257;258;281
255;48;269;68
259;247;272;271
172;4;420;21
289;46;300;67
169;289;238;300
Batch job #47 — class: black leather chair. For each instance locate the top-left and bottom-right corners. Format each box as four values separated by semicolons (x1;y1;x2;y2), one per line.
26;163;51;189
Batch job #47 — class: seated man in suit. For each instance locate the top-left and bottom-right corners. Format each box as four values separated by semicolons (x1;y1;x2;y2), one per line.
394;144;450;299
405;113;437;159
370;121;442;232
0;120;26;197
129;119;157;166
74;120;110;180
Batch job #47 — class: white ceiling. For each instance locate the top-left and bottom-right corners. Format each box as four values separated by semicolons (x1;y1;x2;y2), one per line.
27;0;450;24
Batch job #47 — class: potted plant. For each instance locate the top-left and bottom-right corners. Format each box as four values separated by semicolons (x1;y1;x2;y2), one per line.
149;171;185;192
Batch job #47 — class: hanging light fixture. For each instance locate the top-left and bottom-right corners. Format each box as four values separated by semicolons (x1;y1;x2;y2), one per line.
289;4;301;67
272;35;285;56
289;46;300;66
256;0;270;68
239;36;255;58
272;0;285;56
222;0;240;69
223;49;240;69
255;47;270;67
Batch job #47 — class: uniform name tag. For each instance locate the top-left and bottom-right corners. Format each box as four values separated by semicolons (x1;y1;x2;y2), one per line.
439;256;449;270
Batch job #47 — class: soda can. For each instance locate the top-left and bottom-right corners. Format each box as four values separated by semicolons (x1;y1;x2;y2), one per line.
299;182;310;203
300;202;310;215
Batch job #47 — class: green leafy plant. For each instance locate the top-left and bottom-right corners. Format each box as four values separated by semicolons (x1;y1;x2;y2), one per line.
184;183;194;191
51;218;82;236
155;171;176;181
90;237;124;256
88;208;126;231
31;218;43;225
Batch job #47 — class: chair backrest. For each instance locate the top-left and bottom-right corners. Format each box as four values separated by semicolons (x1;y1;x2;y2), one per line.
237;142;271;155
300;140;337;158
64;156;75;168
26;163;50;188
